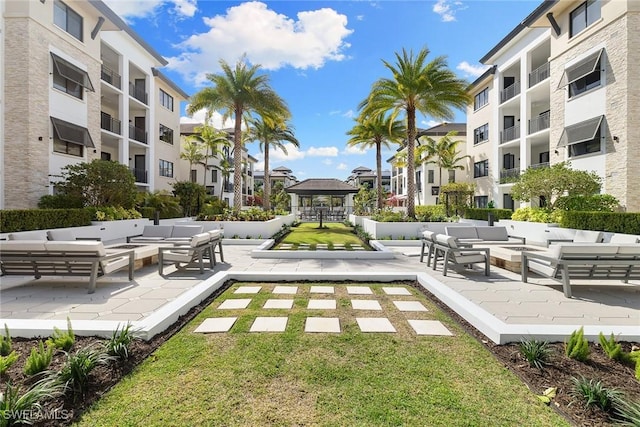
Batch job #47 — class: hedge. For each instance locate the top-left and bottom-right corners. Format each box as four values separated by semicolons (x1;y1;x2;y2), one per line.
464;208;513;221
559;211;640;235
0;209;93;233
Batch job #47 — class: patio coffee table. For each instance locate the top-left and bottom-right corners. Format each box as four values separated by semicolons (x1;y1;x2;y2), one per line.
481;245;543;273
105;243;164;270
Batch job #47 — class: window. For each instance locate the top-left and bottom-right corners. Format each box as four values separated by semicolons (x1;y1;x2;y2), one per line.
558;115;604;158
569;59;601;98
474;160;489;178
211;169;218;183
54;0;83;41
474;196;488;208
448;170;456;183
50;117;93;157
190;170;197;183
474;124;489;145
159;124;173;144
570;0;600;37
427;170;434;184
159;160;174;178
159;89;174;111
474;87;489;110
51;53;94;99
558;49;603;99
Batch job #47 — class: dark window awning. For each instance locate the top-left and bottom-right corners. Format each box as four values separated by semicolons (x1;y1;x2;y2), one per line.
51;53;95;92
50;117;95;148
557;115;604;147
557;49;603;89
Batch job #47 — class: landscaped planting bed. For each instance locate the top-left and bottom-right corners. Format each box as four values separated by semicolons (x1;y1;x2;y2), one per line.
273;222;372;251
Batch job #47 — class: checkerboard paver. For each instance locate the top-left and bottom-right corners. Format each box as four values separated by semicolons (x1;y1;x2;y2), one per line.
250;317;288;332
234;286;262;294
356;317;396;333
194;317;237;333
382;287;412;296
393;301;428;312
263;299;294;309
310;286;334;294
308;299;336;309
305;317;341;333
218;299;251;309
273;286;298;294
408;320;452;336
346;286;373;295
351;299;382;310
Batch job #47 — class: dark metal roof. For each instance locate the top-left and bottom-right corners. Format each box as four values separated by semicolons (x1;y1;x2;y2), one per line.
417;122;467;137
479;1;557;64
273;166;293;172
352;166;372;173
152;68;189;99
469;65;497;90
286;179;359;195
180;123;200;135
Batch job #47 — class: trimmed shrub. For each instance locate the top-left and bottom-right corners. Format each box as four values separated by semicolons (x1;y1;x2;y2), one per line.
559;211;640;235
465;208;513;221
0;208;93;233
415;205;447;222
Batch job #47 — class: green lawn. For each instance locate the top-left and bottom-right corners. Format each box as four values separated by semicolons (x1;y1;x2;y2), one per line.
75;282;569;427
275;222;371;250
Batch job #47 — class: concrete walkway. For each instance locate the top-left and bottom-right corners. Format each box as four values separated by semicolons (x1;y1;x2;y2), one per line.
1;243;638;343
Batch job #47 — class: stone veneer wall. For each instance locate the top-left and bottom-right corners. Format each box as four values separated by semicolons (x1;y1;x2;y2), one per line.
550;14;638;211
4;18;100;209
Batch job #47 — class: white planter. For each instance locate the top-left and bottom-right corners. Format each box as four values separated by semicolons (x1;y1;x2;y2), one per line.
177;214;295;239
348;214;370;227
361;219;441;239
497;220;560;246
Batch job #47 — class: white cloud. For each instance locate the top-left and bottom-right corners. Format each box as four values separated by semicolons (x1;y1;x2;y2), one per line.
254;161;265;171
103;0;196;22
337;163;348;170
307;146;339;157
180;107;235;129
432;0;466;22
166;1;353;84
356;15;365;21
342;110;356;119
456;61;490;78
269;143;306;161
322;159;333;165
343;145;367;155
421;119;441;128
297;170;307;176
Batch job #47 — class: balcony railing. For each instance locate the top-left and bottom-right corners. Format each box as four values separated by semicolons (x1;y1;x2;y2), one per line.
130;168;148;183
499;168;520;184
500;81;520;103
529;62;550;88
129;124;147;144
129;82;148;104
101;65;121;90
529;162;550;170
100;112;121;135
500;124;520;144
528;111;550;134
246;170;253;176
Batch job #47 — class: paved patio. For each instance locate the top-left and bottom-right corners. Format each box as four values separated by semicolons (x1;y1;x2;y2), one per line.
0;242;638;343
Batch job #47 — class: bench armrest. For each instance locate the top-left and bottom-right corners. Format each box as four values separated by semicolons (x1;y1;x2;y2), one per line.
521;250;557;264
126;234;142;243
546;238;572;246
508;235;526;244
102;248;135;261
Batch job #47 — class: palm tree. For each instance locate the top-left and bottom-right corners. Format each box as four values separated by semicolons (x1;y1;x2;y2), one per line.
180;140;204;182
417;131;468;187
246;116;299;210
187;58;290;210
360;48;469;218
186;123;230;188
217;154;233;202
347;111;405;209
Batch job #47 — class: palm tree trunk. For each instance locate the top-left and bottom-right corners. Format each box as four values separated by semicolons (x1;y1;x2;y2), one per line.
233;107;243;211
263;145;271;211
406;107;416;218
375;138;383;210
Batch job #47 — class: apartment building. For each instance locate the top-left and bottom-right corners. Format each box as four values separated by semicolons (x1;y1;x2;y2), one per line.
388;123;468;206
467;0;640;211
345;166;391;192
1;0;187;209
254;166;299;191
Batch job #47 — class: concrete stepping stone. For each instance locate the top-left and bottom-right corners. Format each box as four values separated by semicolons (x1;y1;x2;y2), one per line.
310;286;334;294
382;287;412;296
351;299;382;310
408;320;452;336
308;299;336;309
356;317;396;333
333;244;345;248
250;317;288;332
316;244;328;250
393;301;428;312
346;286;373;295
194;317;237;333
218;299;251;309
234;286;262;294
305;317;341;333
263;299;294;309
273;286;298;294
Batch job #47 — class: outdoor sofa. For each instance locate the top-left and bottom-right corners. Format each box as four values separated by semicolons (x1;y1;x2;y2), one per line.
444;226;526;245
0;240;134;293
127;225;205;243
521;243;640;298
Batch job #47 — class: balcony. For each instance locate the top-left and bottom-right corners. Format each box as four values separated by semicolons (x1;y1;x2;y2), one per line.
500;124;520;144
500;82;520;103
499;168;520;184
528;111;550;134
529;62;550;88
100;112;121;135
529;162;550;170
246;170;253;176
131;168;148;183
129;124;147;144
101;65;121;90
129;82;148;104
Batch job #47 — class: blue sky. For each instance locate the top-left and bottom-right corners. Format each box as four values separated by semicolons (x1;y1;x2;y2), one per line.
104;0;539;180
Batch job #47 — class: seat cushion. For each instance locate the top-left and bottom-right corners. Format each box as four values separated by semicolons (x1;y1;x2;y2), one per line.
45;241;105;256
170;225;204;238
454;253;486;264
445;227;478;239
476;226;509;241
162;249;195;263
0;240;47;252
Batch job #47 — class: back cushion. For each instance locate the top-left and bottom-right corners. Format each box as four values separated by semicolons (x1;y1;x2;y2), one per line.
8;230;48;240
435;234;458;248
476;227;509;241
47;229;75;241
191;233;212;247
573;230;604;243
559;244;617;256
45;241;105;256
142;226;173;238
208;230;222;240
171;225;204;238
422;230;435;241
445;227;478;239
609;234;639;244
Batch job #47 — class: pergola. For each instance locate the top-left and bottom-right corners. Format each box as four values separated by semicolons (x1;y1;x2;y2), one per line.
286;178;359;221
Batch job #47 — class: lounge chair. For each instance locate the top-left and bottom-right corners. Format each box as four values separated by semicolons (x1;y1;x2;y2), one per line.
157;233;214;275
432;234;490;276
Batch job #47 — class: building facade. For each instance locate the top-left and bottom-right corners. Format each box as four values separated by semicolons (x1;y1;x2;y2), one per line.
1;0;187;209
467;0;640;211
345;166;391;193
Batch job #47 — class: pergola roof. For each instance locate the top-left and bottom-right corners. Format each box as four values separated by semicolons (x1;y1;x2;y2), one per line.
285;178;359;195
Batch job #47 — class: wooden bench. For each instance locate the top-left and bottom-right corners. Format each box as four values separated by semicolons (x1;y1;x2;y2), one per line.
521;243;640;298
0;240;135;294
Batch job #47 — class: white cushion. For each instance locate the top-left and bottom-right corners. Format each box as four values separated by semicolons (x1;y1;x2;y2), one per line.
129;236;166;242
208;230;222;240
190;233;212;247
101;255;131;274
435;234;458;248
162;249;195;263
445;227;478;239
616;244;640;255
609;234;639;244
141;226;173;238
46;229;75;241
559;244;617;256
476;227;509;241
45;241;105;256
0;241;47;251
8;230;48;240
170;225;204;238
454;254;486;264
573;230;603;243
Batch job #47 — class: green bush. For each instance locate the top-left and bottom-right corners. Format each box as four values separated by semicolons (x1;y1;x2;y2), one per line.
23;341;54;376
519;339;551;369
0;325;12;356
200;199;227;217
105;323;141;361
46;318;75;351
415;205;447;222
464;208;513;221
0;351;19;375
0;208;93;233
38;194;84;209
92;206;142;221
598;332;626;362
136;191;184;219
559;211;640;235
198;208;275;222
58;346;113;399
0;380;65;425
565;327;590;362
555;194;619;212
570;375;620;412
371;209;413;222
511;207;561;224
